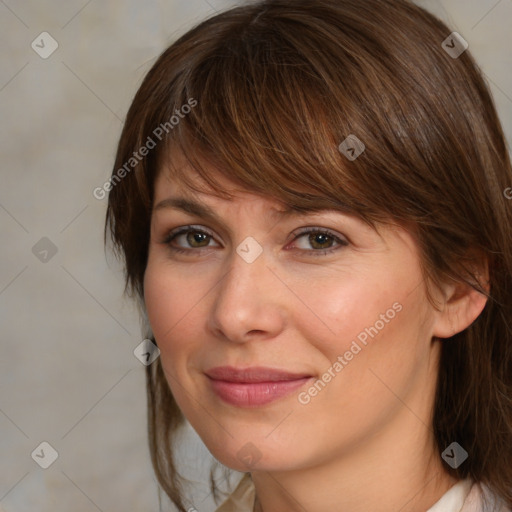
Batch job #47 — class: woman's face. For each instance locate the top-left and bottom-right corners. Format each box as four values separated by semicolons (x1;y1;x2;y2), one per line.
144;159;447;473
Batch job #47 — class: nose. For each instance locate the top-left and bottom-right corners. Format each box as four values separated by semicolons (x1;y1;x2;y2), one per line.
207;248;286;344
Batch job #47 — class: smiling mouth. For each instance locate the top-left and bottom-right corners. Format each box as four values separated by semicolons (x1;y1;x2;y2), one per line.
205;366;313;407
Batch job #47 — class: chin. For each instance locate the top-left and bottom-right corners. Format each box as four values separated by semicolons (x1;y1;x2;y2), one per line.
202;433;305;473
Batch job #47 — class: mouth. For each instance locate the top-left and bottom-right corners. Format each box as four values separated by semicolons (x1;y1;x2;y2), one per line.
205;366;313;407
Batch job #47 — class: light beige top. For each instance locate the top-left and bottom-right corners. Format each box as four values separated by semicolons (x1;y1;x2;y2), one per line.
215;474;510;512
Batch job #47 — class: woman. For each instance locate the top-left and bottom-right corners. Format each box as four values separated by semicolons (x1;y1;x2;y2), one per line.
105;0;512;510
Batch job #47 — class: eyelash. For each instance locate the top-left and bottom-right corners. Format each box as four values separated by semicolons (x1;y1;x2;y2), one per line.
161;225;348;257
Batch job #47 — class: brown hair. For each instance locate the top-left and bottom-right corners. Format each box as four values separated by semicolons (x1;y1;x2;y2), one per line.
105;0;512;510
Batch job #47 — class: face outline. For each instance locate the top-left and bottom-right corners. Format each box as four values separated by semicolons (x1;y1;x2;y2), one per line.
142;156;466;478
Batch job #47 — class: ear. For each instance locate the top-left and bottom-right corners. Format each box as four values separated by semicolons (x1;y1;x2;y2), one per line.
432;258;490;339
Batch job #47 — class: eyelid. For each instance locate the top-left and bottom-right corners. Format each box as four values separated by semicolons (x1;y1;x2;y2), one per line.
161;224;349;255
282;227;348;258
289;226;348;246
161;225;220;247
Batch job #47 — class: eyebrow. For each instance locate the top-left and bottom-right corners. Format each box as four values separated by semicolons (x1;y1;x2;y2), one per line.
152;196;301;222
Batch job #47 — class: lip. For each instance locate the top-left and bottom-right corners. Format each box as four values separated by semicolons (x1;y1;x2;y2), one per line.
205;366;313;407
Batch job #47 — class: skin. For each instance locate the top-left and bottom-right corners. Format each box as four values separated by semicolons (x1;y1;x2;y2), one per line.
144;157;489;512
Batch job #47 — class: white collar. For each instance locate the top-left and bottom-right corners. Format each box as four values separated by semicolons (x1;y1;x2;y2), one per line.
426;479;473;512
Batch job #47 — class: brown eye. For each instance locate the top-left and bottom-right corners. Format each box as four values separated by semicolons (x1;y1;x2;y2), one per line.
186;231;211;248
291;228;348;255
163;226;219;253
308;232;334;250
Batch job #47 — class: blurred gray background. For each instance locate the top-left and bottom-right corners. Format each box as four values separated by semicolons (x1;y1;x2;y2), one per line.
0;1;511;511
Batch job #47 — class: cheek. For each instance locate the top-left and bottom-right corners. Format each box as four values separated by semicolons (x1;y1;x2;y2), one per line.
288;271;402;355
144;265;173;338
289;284;434;448
143;261;203;357
322;289;431;407
289;264;432;390
143;258;223;400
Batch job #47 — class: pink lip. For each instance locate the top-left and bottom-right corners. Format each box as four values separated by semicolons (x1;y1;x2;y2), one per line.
205;366;313;407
